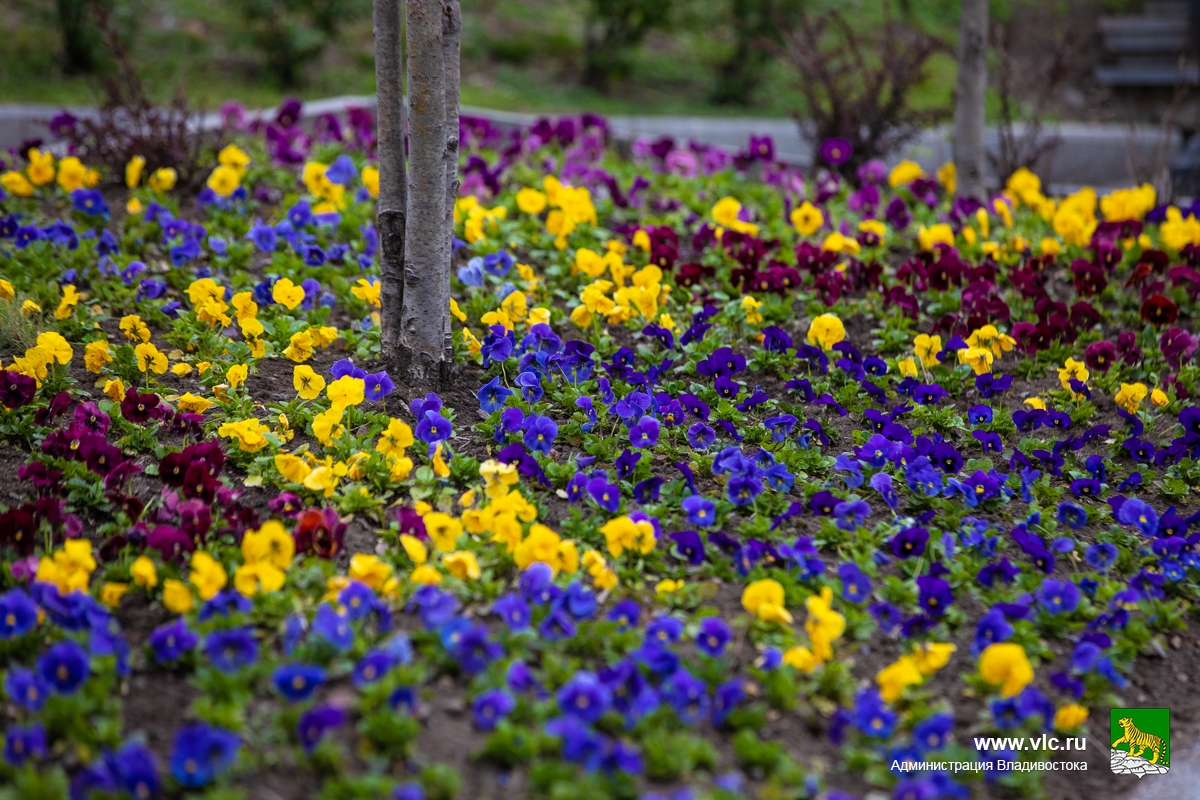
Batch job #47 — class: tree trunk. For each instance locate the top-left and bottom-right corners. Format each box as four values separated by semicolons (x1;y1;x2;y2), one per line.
953;0;988;201
401;0;453;388
373;0;407;366
440;0;462;367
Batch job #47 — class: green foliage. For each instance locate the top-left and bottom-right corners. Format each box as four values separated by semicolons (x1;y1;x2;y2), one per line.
582;0;674;90
232;0;370;88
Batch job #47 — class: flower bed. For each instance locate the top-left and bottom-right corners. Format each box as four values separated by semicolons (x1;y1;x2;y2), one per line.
0;103;1198;800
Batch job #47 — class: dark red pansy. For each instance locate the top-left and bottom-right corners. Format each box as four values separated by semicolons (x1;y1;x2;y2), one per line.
1140;293;1178;327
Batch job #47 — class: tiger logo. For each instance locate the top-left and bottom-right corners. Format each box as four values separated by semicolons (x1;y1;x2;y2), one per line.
1112;717;1168;765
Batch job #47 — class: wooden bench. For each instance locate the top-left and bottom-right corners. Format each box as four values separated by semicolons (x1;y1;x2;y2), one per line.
1094;1;1198;87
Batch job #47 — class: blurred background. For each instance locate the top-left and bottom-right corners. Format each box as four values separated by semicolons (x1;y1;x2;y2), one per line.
0;0;1171;117
4;0;1200;191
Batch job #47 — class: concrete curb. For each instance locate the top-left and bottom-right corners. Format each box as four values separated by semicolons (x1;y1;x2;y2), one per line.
0;95;1180;193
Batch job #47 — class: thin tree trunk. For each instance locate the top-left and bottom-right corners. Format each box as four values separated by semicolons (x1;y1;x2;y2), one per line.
401;0;452;387
373;0;407;366
441;0;462;365
953;0;988;200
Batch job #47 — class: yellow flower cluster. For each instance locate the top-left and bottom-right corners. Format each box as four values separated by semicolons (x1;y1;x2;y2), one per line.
1101;184;1156;222
821;230;861;255
582;550;619;590
742;295;764;325
517;187;547;215
351;278;381;309
235;521;294;595
790;201;823;236
302;161;346;211
741;578;792;624
9;332;72;386
955;324;1016;376
1052;187;1098;246
543;176;596;249
1161;207;1200;251
569;265;667;328
56;284;80;320
361;165;379;198
456;195;509;244
599;515;657;558
806;313;845;351
876;642;956;701
1057;357;1089;398
1115;382;1148;413
187;278;233;328
937;161;956;194
218;418;271;452
482;289;538;331
979;642;1034;697
400;510;484;585
188;552;227;600
782;587;847;673
917;224;954;252
35;540;97;595
57;156;100;192
2;150;99;197
711;196;758;237
376;417;415;481
125;155;176;192
207;145;250;197
889;160;924;187
400;530;481;585
83;340;111;374
1055;703;1089;731
274;451;352;497
514;524;578;574
573;245;625;279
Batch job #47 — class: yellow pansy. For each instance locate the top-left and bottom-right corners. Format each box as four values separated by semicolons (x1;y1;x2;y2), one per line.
177;393;214;414
130;555;158;588
148;167;177;192
206;165;241;196
444;551;481;581
979;642;1034;697
790;201;824;236
125;155;146;189
283;330;314;363
1054;704;1089;731
134;343;168;375
188;551;228;601
1115;382;1147;413
226;363;249;389
272;278;305;310
162;579;194;614
888;160;924;187
326;376;365;410
84;340;111;374
1057;358;1089;395
741;579;792;624
351;278;381;308
806;313;845;350
55;284;80;320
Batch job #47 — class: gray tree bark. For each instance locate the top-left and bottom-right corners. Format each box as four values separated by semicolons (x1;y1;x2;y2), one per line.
401;0;453;388
440;0;461;366
373;0;407;365
953;0;988;201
